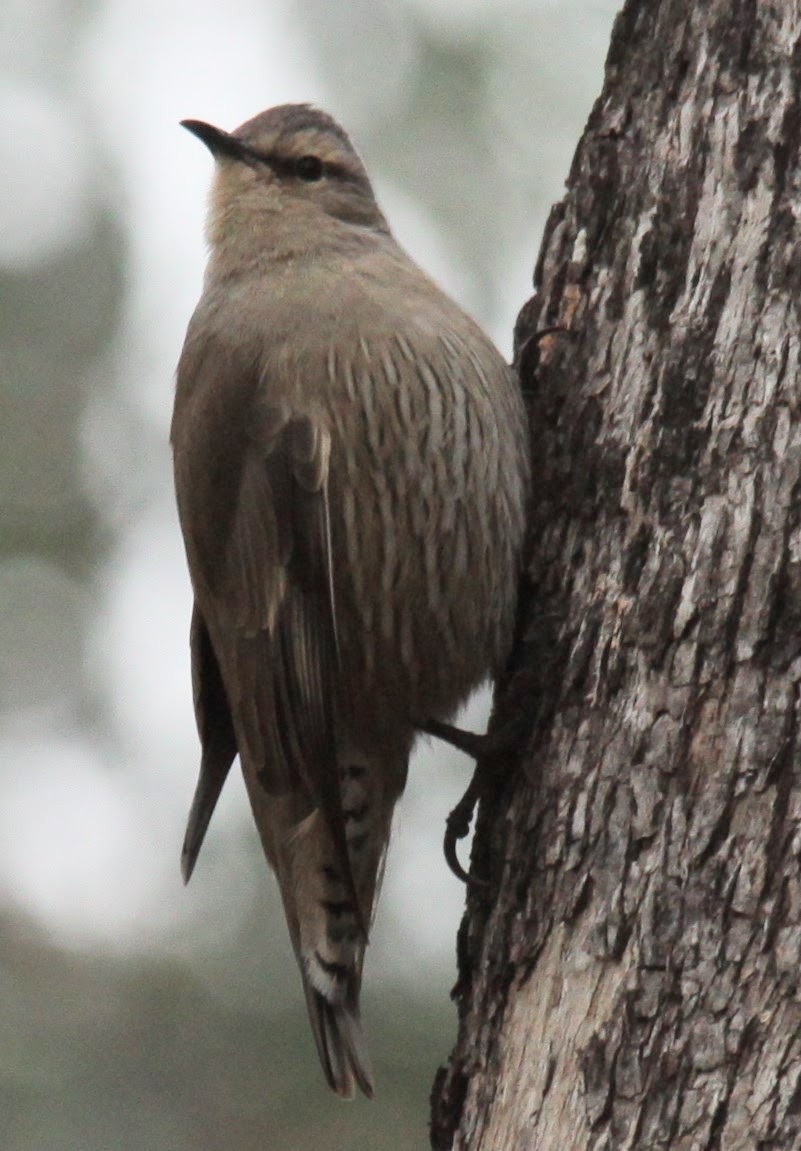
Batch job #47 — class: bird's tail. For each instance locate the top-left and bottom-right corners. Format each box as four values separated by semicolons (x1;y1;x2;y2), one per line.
300;957;374;1099
280;792;384;1099
242;747;406;1098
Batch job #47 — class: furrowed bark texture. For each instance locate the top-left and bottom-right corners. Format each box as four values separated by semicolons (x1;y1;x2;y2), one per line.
431;2;801;1149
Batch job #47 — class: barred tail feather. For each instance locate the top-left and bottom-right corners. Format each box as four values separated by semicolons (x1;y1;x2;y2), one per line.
301;973;374;1099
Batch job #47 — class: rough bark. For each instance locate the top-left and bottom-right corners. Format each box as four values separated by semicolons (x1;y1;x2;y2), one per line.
430;2;801;1148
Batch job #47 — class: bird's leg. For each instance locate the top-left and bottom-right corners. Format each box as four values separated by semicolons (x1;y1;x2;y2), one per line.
419;711;532;886
418;713;530;759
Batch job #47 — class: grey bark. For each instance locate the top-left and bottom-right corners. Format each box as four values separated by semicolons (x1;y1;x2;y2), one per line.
430;2;801;1148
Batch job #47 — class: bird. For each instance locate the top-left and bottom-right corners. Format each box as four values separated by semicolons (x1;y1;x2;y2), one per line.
171;103;530;1099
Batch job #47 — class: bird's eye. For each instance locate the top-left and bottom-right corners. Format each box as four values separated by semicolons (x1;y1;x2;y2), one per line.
295;155;324;182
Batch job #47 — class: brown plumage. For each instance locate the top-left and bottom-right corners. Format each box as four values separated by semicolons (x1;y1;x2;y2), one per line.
172;104;530;1098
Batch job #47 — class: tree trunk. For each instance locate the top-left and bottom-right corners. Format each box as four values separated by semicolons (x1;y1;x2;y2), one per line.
430;2;801;1148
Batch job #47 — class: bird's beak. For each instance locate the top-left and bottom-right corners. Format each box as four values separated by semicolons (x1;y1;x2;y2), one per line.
180;119;251;162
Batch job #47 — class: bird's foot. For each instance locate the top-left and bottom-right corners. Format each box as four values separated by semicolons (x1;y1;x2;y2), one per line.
443;773;483;885
420;714;530;885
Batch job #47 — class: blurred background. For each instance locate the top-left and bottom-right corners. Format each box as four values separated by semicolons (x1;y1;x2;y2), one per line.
0;1;615;1147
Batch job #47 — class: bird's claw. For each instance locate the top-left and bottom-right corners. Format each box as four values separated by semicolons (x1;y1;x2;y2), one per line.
443;777;488;887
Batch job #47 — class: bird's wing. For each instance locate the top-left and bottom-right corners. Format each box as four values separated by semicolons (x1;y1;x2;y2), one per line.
173;345;361;928
180;603;238;882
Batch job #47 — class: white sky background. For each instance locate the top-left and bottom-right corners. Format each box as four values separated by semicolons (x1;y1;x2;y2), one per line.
0;0;615;993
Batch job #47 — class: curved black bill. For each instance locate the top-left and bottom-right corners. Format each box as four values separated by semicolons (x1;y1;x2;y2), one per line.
180;119;250;162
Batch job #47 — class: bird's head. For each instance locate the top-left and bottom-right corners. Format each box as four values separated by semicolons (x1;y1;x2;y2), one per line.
182;104;389;258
